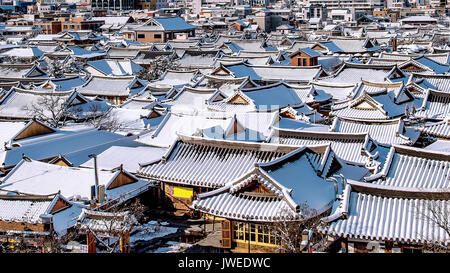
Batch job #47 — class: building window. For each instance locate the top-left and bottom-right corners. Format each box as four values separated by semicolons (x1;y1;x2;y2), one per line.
234;222;245;241
232;222;280;247
137;34;145;39
154;34;162;39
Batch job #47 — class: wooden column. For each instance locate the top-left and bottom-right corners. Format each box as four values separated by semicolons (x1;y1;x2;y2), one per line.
120;233;130;253
340;237;348;253
86;232;96;253
247;222;250;253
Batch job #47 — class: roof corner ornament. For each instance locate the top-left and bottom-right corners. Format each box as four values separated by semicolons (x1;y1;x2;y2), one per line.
22;153;31;162
365;156;379;174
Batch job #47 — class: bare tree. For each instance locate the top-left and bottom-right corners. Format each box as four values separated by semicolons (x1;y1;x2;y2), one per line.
138;55;180;81
86;106;122;132
23;94;75;128
45;230;81;253
274;205;329;253
47;59;65;78
414;195;450;252
63;57;84;75
433;36;450;48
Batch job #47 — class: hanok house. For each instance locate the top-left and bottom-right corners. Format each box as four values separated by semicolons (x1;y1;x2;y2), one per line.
77;75;147;104
318;63;407;85
136;134;303;214
269;128;386;167
0;88;70;121
53;31;104;46
0;158;151;208
329;117;420;146
191;145;340;252
329;80;420;121
0;123;129;170
321;145;450;253
0;63;48;83
289;48;321;67
209;61;324;85
0;193;76;252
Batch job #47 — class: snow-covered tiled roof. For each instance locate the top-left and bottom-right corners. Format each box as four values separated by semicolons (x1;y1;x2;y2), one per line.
193;146;337;221
137;134;302;188
320;63;407;85
0;64;47;79
0;126;136;168
34;76;87;92
0;195;53;225
330;81;421;120
418;119;450;138
365;145;450;189
77;75;147;97
416;89;450;120
0;47;44;58
270;128;385;165
86;59;144;76
412;73;450;92
325;188;450;246
217;61;322;83
309;81;357;101
0;159;149;201
80;146;167;173
330;117;419;146
149;70;197;89
0;88;70;120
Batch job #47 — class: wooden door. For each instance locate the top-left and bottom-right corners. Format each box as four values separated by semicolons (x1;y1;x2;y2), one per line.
221;220;232;248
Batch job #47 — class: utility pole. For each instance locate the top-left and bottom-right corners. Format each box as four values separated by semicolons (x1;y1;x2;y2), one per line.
89;154;100;203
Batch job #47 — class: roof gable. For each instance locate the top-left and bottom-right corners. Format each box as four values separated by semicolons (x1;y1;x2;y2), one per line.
12;119;57;141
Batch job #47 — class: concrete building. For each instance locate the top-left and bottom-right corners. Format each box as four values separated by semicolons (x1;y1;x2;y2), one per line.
90;0;135;10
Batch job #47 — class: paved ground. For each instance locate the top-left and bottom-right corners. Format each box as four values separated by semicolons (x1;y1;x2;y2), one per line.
140;209;235;253
195;223;222;248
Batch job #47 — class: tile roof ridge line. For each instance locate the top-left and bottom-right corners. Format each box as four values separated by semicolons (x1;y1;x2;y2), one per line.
337;116;402;124
10;86;70;96
393;143;450;159
177;132;302;151
274;127;369;139
347;179;450;199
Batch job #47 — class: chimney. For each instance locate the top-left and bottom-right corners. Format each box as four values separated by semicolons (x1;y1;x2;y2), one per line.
88;154;100;203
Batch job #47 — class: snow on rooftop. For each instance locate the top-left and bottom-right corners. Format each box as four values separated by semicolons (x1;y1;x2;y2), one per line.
80;145;167;173
0;159;149;202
